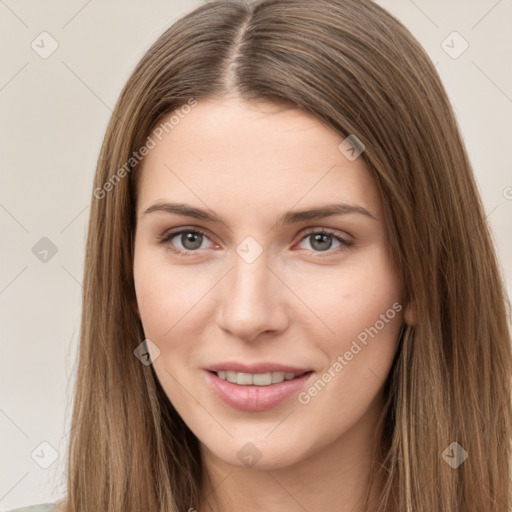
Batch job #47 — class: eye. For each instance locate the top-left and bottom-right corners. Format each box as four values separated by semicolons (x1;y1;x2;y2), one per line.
296;229;352;255
159;228;215;256
158;227;352;257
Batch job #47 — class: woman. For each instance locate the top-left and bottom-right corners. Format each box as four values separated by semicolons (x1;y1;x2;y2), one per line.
11;0;511;510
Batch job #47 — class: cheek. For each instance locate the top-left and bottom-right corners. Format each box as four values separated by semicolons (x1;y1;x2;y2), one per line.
133;242;179;339
133;242;215;346
296;245;404;413
298;244;404;351
133;249;200;405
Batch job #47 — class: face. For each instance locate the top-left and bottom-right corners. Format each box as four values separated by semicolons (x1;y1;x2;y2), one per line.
133;97;411;471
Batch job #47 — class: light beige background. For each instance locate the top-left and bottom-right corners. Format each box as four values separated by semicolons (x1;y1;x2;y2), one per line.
1;0;511;508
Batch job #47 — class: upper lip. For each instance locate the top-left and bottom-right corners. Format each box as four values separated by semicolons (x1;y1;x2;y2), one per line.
205;362;312;375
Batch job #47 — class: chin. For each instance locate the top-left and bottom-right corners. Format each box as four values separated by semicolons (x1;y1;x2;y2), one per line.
201;433;314;471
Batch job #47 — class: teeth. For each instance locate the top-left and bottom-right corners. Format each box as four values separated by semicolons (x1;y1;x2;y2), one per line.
237;372;253;385
215;371;302;386
253;373;272;385
271;371;285;383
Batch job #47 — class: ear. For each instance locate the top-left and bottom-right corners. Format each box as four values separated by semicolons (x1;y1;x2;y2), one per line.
403;300;415;325
131;298;141;319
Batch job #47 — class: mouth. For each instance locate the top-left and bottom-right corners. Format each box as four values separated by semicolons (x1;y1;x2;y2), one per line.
203;368;314;412
210;370;311;386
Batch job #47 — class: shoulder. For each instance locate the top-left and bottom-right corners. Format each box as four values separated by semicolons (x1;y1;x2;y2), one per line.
5;504;58;512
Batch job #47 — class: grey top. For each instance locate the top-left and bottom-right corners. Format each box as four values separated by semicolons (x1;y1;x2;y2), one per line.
6;504;57;512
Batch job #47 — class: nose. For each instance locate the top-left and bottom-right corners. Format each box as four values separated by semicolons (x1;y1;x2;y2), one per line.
216;248;289;342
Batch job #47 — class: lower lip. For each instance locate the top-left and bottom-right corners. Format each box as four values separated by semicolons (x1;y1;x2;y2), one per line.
204;370;313;412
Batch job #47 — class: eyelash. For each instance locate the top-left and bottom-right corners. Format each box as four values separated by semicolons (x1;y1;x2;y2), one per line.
158;227;353;258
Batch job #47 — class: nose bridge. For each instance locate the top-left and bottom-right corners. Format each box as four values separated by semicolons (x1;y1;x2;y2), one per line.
217;238;287;340
233;248;271;301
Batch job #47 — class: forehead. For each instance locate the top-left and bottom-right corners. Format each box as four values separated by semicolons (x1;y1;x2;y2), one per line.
136;97;381;220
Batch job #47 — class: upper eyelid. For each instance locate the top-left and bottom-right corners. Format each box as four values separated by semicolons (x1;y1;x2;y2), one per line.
161;226;213;242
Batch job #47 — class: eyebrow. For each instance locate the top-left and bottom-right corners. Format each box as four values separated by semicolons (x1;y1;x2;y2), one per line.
143;202;377;226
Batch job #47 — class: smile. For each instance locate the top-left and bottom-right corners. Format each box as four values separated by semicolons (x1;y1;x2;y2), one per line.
215;370;307;386
204;370;314;412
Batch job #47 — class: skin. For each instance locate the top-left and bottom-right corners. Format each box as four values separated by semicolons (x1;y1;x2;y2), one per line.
133;97;413;512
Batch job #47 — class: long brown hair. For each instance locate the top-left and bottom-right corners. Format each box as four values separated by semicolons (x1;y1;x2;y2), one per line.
61;1;512;510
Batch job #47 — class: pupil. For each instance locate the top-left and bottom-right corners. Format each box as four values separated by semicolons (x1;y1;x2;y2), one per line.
312;233;332;251
182;232;202;250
